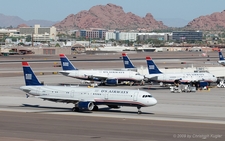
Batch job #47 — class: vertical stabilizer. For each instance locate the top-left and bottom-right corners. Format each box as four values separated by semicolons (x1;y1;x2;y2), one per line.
22;62;42;86
122;53;136;68
146;56;162;74
219;51;225;61
59;54;78;70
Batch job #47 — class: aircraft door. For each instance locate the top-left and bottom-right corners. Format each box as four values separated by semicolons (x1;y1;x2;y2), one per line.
70;90;74;98
133;92;138;101
104;92;108;100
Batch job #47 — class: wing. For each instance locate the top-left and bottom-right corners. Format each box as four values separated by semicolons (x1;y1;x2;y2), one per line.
36;95;95;103
86;74;111;81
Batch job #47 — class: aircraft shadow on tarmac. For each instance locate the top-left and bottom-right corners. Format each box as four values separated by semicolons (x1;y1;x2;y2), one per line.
141;86;170;90
13;104;155;115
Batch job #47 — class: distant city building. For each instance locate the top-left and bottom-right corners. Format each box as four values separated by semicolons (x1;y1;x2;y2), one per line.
172;31;203;42
105;31;172;41
105;31;138;41
0;29;18;41
18;24;57;42
137;33;172;41
79;28;107;39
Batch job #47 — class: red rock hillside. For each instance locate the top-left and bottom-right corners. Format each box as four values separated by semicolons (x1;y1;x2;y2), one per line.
186;10;225;30
54;3;167;30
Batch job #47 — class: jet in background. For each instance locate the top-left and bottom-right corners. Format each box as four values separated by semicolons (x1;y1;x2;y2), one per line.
59;54;144;85
144;56;217;85
218;51;225;66
20;62;157;114
121;53;137;71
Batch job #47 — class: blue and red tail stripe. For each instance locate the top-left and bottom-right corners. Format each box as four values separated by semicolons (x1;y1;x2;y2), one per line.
59;54;78;70
22;62;42;86
218;51;225;61
146;56;162;74
122;53;136;68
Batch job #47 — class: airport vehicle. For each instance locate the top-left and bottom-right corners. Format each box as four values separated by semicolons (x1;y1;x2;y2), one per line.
122;53;137;71
144;56;217;85
59;54;144;85
20;62;157;114
217;79;225;88
170;85;196;93
218;51;225;66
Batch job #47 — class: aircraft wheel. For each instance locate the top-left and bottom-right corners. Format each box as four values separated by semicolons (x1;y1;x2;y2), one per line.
75;107;80;112
92;105;99;111
72;107;80;112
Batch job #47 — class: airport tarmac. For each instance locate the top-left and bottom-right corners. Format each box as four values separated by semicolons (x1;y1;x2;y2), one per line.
0;52;225;141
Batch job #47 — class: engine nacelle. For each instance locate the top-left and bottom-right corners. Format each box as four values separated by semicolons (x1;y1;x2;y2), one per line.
78;101;94;111
106;79;118;85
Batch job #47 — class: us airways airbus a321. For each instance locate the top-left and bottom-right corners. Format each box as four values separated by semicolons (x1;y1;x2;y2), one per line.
144;56;217;85
20;62;157;114
59;54;144;85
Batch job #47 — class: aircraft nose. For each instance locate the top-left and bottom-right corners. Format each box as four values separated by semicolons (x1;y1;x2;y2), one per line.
150;98;157;106
212;77;217;82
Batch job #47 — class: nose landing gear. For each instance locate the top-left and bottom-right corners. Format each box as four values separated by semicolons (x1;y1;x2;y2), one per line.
137;106;142;114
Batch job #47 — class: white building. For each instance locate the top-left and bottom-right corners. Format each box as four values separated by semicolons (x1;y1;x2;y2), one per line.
105;31;172;41
10;24;57;42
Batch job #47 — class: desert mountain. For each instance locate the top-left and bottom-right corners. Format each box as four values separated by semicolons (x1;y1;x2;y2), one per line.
185;10;225;30
0;13;57;27
54;3;167;30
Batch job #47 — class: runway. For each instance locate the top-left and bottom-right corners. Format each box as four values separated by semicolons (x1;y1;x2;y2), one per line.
0;111;224;141
0;52;225;141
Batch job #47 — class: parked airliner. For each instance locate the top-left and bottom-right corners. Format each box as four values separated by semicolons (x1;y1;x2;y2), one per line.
218;51;225;66
20;62;157;114
144;56;217;85
59;54;144;85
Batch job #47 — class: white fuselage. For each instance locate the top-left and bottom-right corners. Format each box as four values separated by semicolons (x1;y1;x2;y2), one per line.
59;70;144;82
20;86;157;107
145;72;217;83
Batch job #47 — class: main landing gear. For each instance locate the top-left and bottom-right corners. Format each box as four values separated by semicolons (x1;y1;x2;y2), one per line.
71;105;99;112
72;107;80;112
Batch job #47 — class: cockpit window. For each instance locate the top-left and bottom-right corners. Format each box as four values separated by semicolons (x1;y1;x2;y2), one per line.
135;73;141;75
142;95;152;98
213;75;215;77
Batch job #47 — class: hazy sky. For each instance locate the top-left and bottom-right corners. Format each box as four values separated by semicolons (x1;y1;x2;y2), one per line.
1;0;225;26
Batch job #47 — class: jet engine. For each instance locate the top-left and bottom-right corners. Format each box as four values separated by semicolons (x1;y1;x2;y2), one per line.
106;79;118;85
78;101;94;111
